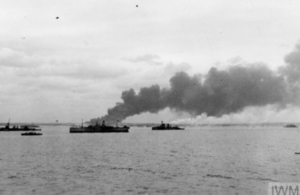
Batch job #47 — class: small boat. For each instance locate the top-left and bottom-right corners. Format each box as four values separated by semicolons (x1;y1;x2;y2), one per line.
21;132;42;136
0;119;41;131
284;124;297;128
152;121;184;130
70;120;129;133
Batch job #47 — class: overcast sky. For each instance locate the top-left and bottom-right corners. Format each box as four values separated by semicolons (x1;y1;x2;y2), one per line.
1;0;300;123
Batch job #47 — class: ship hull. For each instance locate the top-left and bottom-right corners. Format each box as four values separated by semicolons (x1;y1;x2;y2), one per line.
152;127;184;130
0;128;41;131
70;127;129;133
21;133;42;136
284;124;297;128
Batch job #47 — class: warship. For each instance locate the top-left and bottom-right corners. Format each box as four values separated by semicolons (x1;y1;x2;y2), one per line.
70;120;129;133
284;124;297;128
0;120;41;131
21;132;43;136
152;121;184;130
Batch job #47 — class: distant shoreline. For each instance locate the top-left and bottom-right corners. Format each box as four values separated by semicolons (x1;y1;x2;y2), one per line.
0;122;297;127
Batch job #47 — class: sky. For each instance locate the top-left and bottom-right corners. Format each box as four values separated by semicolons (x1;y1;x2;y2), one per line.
1;0;300;123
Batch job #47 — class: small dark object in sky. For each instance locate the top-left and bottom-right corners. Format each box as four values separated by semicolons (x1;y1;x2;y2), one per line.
136;5;138;7
56;17;59;19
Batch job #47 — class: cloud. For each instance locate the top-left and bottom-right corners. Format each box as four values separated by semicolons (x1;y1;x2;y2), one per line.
125;54;162;65
0;48;128;82
0;46;129;122
164;62;192;74
172;104;300;125
227;56;244;65
0;48;43;68
47;60;128;81
0;47;133;109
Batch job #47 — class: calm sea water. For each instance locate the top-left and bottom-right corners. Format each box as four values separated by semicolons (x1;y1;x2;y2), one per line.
0;125;300;195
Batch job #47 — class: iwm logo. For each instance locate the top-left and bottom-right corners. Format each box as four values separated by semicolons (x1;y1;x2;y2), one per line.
269;183;300;195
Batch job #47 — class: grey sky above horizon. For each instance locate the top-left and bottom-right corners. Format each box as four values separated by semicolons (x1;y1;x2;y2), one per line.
1;0;300;123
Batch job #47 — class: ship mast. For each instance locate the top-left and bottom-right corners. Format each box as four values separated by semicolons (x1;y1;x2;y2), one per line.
6;118;10;128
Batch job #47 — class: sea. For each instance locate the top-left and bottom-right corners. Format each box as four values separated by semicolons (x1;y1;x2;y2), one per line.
0;124;300;195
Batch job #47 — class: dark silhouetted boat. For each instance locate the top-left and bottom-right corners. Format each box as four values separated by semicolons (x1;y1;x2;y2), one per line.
0;120;41;131
152;121;184;130
70;120;129;133
21;132;43;136
284;124;297;128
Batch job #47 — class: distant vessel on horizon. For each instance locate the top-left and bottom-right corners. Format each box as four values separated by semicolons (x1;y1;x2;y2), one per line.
21;132;43;136
152;121;184;130
0;119;41;131
70;120;129;133
284;124;298;128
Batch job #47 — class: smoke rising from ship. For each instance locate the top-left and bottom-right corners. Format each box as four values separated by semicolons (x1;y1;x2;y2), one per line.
90;43;300;124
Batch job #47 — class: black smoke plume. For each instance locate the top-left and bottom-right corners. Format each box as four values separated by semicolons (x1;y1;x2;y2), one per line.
90;43;300;124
